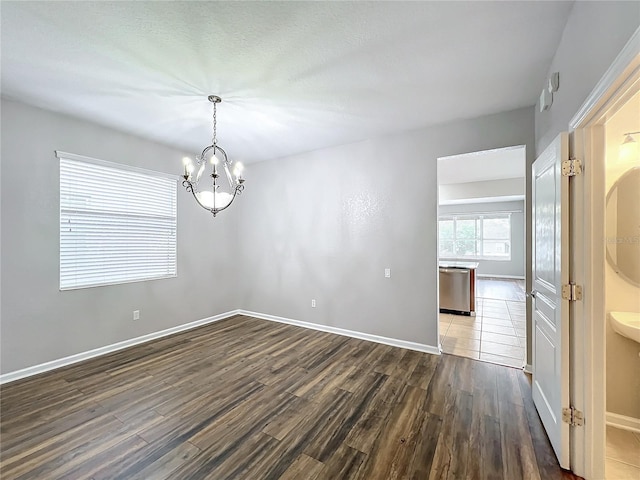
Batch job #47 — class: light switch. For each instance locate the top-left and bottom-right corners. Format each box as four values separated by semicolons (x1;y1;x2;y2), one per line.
385;268;391;278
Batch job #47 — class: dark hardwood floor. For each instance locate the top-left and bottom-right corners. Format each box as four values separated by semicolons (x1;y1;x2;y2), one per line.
0;315;581;479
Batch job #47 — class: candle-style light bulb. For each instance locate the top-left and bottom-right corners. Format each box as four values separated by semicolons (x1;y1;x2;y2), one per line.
233;162;244;181
182;157;193;177
209;155;219;177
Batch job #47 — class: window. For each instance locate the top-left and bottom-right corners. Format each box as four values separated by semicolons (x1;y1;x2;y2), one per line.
438;213;511;260
58;152;177;290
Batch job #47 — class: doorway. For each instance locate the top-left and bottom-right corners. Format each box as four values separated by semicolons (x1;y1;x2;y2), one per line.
440;277;526;367
566;31;640;479
437;145;527;368
602;87;640;479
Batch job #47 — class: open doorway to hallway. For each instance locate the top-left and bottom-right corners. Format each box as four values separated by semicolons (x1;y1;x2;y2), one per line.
439;277;526;367
437;146;527;368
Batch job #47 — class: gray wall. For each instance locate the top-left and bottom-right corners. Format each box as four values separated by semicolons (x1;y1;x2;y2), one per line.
438;200;525;278
529;1;639;368
535;1;640;154
237;107;535;349
1;99;239;374
3;3;636;375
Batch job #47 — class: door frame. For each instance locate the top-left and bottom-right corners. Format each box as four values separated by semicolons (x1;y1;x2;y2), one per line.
568;27;640;480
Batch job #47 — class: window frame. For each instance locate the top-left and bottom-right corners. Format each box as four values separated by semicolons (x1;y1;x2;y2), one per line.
438;212;512;261
57;151;178;290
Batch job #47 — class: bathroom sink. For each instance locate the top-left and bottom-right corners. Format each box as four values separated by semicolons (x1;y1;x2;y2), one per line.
610;312;640;344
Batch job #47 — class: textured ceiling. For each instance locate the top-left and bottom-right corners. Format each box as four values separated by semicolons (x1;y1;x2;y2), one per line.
1;1;573;163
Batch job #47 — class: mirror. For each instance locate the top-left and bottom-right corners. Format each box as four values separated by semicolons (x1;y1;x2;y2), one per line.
606;167;640;286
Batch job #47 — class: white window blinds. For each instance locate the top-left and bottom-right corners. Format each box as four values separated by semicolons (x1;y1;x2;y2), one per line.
58;152;177;290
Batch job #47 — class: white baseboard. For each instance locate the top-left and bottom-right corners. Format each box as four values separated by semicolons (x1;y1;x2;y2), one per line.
1;308;440;385
0;309;241;385
239;309;440;355
477;274;525;280
607;412;640;433
524;364;533;374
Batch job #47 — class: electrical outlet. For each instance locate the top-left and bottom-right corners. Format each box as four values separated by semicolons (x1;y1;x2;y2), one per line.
385;268;391;278
311;299;316;308
133;310;140;321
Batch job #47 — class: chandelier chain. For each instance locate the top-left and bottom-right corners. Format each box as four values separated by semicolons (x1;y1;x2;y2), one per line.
212;101;217;146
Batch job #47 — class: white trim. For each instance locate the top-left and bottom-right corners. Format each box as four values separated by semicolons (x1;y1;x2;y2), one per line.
606;412;640;434
239;309;441;355
568;127;590;478
524;364;533;374
437;144;526;161
568;26;640;480
0;310;240;385
55;150;180;180
1;309;441;385
477;274;525;280
569;27;640;130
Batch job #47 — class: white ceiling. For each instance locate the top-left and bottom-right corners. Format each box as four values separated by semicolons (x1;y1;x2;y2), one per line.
1;2;573;163
437;145;526;185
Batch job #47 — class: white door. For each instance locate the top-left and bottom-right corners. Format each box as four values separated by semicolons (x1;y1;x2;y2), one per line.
531;132;570;468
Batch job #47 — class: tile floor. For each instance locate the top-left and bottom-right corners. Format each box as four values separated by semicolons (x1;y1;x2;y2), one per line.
606;426;640;479
440;277;526;368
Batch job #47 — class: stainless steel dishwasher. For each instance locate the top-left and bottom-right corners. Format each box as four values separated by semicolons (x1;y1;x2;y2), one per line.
439;267;471;314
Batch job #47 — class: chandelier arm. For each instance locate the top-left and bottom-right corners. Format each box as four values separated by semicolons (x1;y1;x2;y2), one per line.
214;144;228;163
200;144;216;160
181;179;245;216
204;144;229;166
182;179;215;213
214;145;236;188
200;144;235;189
210;184;245;216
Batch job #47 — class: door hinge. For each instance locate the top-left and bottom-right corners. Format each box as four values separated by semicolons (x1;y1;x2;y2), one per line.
562;406;585;426
562;158;582;177
561;283;583;301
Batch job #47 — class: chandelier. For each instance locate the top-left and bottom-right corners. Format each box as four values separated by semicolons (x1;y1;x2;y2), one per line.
181;95;245;217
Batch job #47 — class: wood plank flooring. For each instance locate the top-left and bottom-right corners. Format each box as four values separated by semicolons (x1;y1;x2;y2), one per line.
0;315;581;479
